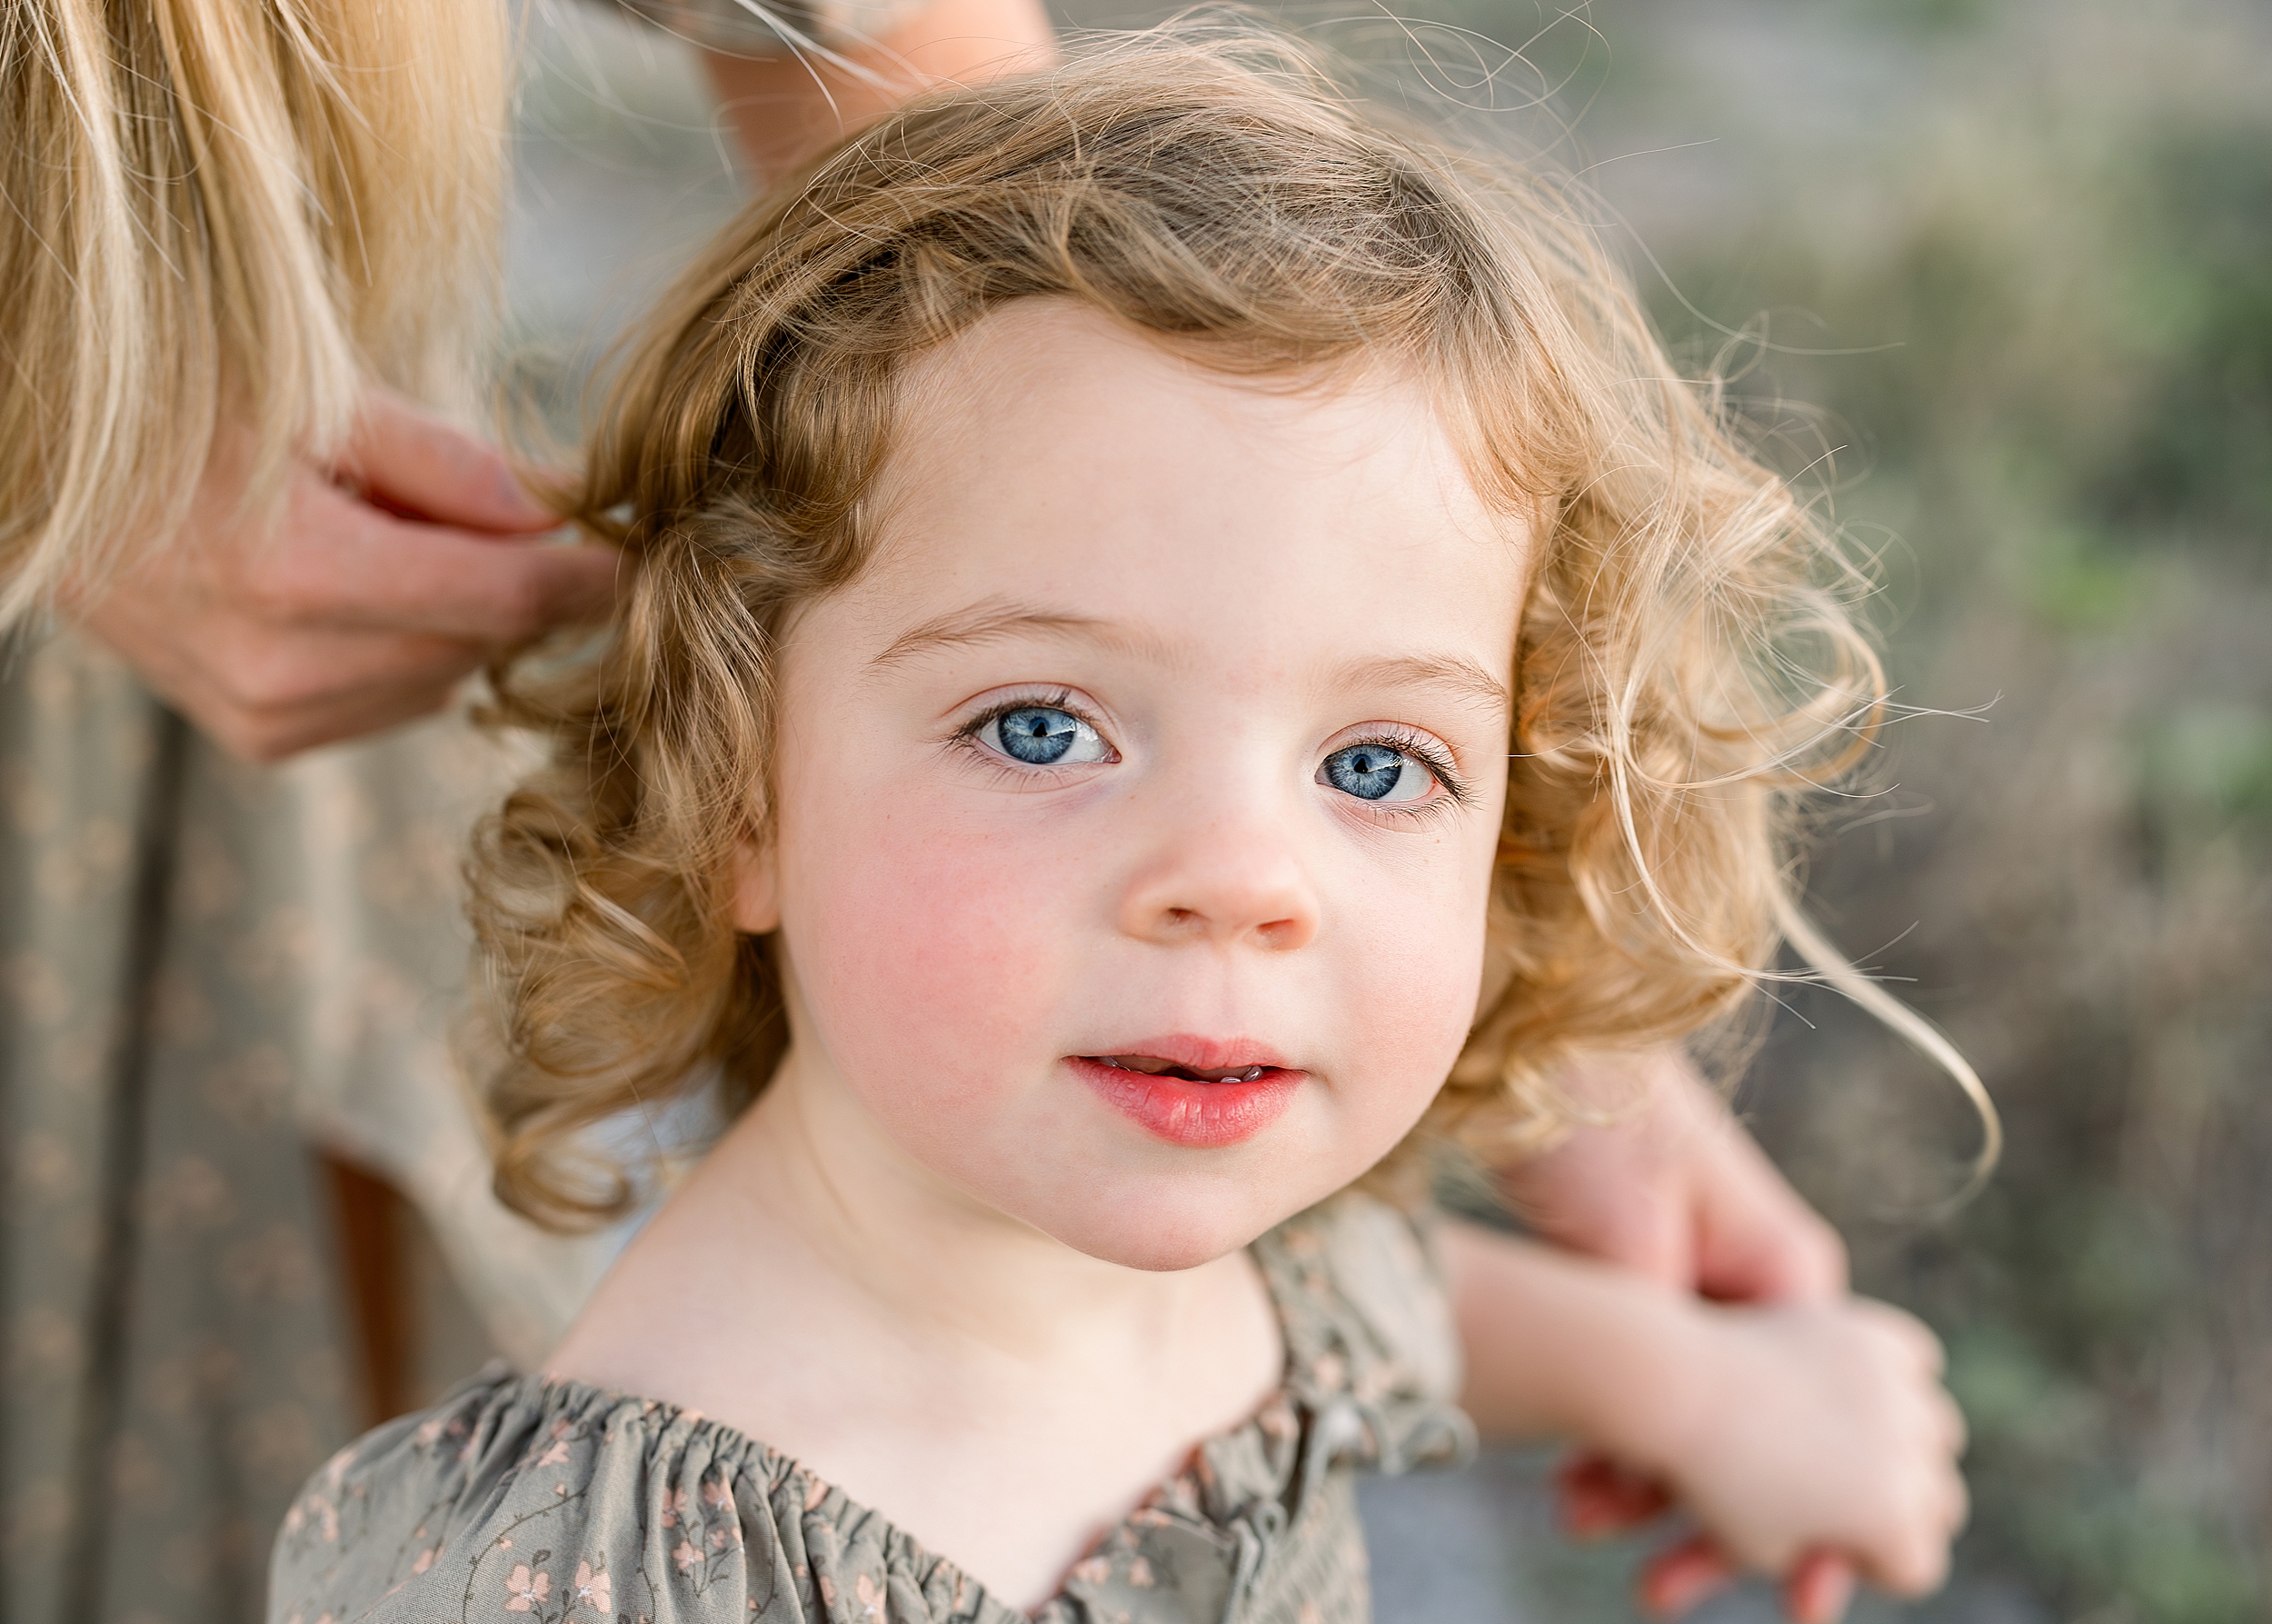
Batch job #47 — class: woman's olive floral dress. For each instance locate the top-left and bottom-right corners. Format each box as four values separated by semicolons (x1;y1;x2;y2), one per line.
269;1194;1475;1624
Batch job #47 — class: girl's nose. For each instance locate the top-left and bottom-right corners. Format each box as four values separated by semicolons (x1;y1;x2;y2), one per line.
1115;810;1320;951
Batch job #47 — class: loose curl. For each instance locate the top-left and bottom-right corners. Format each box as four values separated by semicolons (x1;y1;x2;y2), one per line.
474;21;1954;1230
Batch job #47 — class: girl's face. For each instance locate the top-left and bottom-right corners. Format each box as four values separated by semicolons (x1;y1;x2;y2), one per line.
741;301;1529;1270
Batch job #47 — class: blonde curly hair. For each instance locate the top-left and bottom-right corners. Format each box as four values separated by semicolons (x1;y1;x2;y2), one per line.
474;20;1964;1230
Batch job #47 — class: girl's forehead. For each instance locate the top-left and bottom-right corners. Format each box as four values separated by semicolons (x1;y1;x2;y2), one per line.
852;301;1530;661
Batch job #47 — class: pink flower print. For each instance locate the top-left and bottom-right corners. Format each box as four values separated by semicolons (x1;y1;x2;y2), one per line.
802;1476;829;1512
660;1488;689;1529
283;1502;304;1536
413;1548;435;1576
503;1564;551;1612
708;1527;728;1550
1070;1559;1111;1585
701;1478;731;1509
572;1561;612;1613
1128;1558;1155;1589
414;1417;446;1449
853;1573;886;1619
537;1440;571;1468
673;1540;697;1573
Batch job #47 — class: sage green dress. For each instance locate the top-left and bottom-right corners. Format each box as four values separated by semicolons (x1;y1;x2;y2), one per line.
267;1194;1476;1624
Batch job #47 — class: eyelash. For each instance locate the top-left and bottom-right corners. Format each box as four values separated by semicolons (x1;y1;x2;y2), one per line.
1333;725;1471;822
948;688;1111;780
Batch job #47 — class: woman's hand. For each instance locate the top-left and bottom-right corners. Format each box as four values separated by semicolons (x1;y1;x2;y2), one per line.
74;391;621;762
1443;1223;1965;1624
1627;1295;1969;1609
1497;1046;1848;1302
1496;1048;1859;1618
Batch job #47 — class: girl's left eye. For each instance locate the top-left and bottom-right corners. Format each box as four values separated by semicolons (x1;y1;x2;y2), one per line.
1319;742;1438;803
981;705;1112;767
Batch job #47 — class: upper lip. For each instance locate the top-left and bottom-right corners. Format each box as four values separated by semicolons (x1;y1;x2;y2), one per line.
1076;1034;1295;1074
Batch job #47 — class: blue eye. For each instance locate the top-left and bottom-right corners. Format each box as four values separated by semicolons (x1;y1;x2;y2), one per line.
1321;742;1433;803
985;705;1111;766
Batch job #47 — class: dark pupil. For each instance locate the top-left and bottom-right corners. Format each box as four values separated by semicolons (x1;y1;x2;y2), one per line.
999;707;1078;764
1325;743;1405;801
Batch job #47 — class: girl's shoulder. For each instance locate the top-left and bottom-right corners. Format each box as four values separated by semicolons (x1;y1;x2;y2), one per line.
266;1191;1471;1624
267;1363;1009;1624
1252;1190;1470;1451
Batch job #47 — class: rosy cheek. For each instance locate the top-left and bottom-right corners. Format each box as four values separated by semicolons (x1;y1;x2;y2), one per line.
789;808;1078;1108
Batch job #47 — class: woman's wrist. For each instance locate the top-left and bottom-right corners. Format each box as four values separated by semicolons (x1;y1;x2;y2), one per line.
1444;1220;1725;1456
1557;1276;1728;1474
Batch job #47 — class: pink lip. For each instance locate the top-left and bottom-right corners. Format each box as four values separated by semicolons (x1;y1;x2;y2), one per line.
1069;1035;1302;1147
1088;1033;1293;1072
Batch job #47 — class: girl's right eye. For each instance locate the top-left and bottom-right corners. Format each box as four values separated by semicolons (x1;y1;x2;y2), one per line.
980;705;1112;767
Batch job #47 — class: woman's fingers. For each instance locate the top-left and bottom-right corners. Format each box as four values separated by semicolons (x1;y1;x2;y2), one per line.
1644;1540;1858;1624
1850;1296;1946;1377
334;388;560;533
1639;1533;1738;1619
255;473;623;644
1557;1451;1675;1536
74;395;620;760
1781;1551;1857;1624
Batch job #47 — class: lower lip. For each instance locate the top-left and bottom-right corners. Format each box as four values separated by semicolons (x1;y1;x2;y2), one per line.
1068;1056;1302;1148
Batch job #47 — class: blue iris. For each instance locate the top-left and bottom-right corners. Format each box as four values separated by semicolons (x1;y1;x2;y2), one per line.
996;706;1081;764
1322;742;1410;801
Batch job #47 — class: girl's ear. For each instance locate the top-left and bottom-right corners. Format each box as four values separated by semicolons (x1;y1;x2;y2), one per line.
729;834;782;934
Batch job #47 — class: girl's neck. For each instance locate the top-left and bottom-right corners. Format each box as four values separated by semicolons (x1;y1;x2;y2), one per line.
545;1043;1285;1609
712;1047;1223;1364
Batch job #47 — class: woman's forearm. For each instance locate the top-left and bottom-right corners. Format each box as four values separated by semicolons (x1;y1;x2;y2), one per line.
1440;1218;1706;1465
703;0;1055;183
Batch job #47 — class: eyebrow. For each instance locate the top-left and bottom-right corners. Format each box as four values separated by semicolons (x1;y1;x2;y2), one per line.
868;597;1172;671
869;596;1511;715
1331;653;1512;717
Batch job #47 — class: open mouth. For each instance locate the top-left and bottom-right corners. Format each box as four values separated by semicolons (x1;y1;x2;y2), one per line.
1087;1054;1270;1084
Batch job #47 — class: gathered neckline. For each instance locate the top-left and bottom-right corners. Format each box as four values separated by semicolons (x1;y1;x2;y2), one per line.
513;1236;1310;1619
273;1192;1473;1624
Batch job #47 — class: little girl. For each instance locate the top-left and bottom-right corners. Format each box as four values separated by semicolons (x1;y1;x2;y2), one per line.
272;25;1967;1624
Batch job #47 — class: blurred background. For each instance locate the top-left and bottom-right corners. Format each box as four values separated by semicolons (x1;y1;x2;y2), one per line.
500;2;2272;1618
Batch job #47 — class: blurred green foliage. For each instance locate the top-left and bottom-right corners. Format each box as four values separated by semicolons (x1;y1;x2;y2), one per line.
1451;4;2272;1619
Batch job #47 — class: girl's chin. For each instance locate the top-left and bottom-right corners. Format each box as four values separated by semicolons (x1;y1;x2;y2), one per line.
1012;1167;1347;1275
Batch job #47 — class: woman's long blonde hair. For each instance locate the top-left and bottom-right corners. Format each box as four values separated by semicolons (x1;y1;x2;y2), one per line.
0;0;509;624
474;20;1988;1228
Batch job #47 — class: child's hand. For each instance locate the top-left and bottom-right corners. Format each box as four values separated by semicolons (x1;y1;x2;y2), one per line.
1611;1296;1968;1613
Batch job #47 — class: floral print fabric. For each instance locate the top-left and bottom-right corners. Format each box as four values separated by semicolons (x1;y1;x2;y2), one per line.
0;633;618;1624
268;1193;1477;1624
